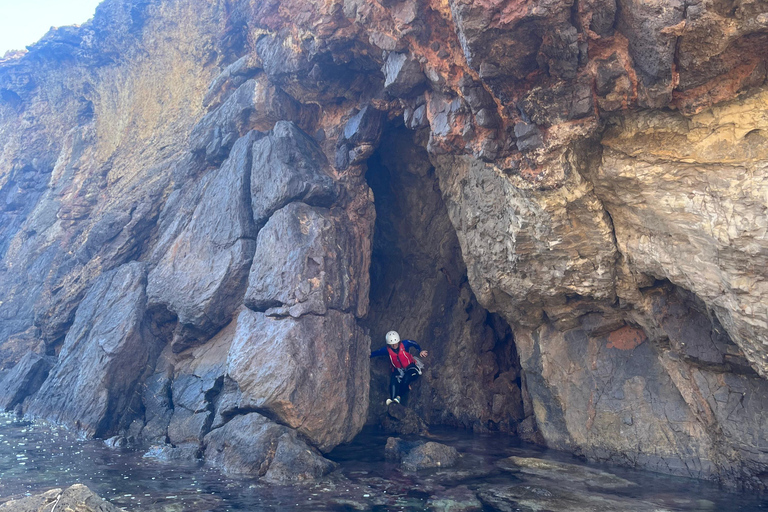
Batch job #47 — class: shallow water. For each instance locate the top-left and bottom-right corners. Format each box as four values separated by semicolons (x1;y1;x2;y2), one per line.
0;413;767;511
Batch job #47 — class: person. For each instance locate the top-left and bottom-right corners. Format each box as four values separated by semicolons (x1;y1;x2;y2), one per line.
370;330;428;406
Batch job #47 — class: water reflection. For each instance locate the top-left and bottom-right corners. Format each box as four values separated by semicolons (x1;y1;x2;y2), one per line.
0;413;766;511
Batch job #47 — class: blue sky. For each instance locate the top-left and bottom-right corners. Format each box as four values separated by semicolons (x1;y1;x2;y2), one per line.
0;0;103;55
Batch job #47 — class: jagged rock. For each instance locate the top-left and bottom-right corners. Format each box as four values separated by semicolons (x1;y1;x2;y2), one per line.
226;308;370;451
0;484;121;512
0;352;52;410
203;413;335;480
616;0;684;107
245;202;362;316
250;121;338;227
26;262;160;437
383;52;426;97
342;106;385;146
190;77;300;164
147;132;259;352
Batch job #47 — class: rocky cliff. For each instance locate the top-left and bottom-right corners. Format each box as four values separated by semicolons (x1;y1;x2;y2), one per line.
1;0;768;489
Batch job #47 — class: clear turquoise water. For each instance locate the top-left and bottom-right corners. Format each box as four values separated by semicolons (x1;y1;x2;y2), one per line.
1;413;767;511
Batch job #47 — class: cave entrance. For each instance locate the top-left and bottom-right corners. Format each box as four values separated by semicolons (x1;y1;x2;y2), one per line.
363;125;526;433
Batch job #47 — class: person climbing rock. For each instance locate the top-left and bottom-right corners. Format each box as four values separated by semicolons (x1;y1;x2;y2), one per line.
370;330;428;406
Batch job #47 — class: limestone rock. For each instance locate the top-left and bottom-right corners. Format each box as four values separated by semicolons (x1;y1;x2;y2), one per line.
225;308;370;451
26;262;161;437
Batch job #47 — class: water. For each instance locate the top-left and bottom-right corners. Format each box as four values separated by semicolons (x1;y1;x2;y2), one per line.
0;413;766;511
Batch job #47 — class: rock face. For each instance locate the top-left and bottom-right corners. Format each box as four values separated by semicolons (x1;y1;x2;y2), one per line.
26;262;160;437
1;0;768;489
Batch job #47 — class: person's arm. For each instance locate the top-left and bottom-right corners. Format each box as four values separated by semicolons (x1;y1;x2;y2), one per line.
404;340;428;358
370;345;388;358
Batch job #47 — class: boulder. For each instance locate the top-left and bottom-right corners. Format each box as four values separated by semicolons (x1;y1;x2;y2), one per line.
0;352;52;410
245;202;362;317
0;484;121;512
381;402;429;436
25;262;160;437
147;132;259;351
203;413;335;480
426;486;483;512
250;121;338;228
225;308;370;451
385;437;460;470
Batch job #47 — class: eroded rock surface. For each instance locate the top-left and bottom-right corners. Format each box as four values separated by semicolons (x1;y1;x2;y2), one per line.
1;0;768;489
0;484;121;512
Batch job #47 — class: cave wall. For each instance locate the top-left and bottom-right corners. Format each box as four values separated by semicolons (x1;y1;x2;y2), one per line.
363;127;528;434
0;0;767;488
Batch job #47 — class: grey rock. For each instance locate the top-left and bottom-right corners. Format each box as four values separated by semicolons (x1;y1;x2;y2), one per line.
426;486;483;512
190;77;299;164
225;308;370;451
26;262;161;438
245;202;361;316
0;484;122;512
143;443;201;461
496;456;637;490
0;352;52;410
147;132;259;352
250;121;338;227
203;413;335;480
385;437;460;470
383;52;427;97
514;122;543;152
342;105;385;146
616;0;684;107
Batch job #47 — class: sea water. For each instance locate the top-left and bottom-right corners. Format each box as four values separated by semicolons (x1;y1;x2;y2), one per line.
1;413;766;511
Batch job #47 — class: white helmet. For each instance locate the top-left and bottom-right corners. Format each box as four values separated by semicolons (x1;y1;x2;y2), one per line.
385;331;401;345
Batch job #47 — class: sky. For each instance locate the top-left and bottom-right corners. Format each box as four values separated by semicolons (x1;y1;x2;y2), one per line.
0;0;103;55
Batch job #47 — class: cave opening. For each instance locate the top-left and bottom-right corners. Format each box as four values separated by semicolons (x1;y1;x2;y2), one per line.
362;124;528;434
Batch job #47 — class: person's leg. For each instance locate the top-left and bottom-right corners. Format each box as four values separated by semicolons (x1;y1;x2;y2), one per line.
388;372;400;402
399;366;421;405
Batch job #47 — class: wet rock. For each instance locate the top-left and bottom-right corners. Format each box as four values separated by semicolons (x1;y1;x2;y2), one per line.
26;262;162;437
203;413;335;480
143;442;201;461
381;402;429;435
383;52;426;97
225;308;370;451
250;121;338;227
476;482;668;512
147;132;259;352
0;352;52;410
426;485;482;512
496;456;636;490
245;202;362;316
0;484;121;512
385;437;460;470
